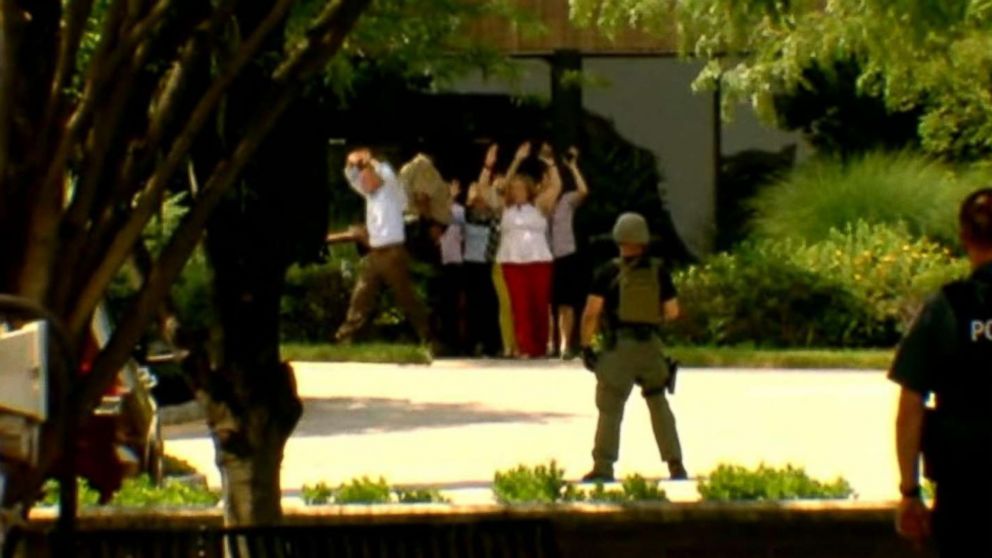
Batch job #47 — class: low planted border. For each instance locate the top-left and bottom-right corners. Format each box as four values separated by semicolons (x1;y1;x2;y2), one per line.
279;342;893;370
27;499;898;528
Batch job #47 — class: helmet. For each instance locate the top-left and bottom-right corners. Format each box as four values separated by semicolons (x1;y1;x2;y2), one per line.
612;212;650;245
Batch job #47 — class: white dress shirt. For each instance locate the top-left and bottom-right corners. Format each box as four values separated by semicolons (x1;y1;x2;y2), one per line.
496;204;553;264
345;161;407;248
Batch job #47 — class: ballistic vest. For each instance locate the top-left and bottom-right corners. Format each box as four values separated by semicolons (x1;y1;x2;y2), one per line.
939;277;992;417
924;274;992;480
615;257;664;326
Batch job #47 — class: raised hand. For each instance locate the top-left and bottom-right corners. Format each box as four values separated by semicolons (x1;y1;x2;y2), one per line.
485;144;499;169
347;148;372;167
514;141;532;162
538;142;554;163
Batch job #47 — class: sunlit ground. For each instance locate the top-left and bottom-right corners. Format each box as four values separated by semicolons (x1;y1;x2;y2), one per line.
165;360;899;505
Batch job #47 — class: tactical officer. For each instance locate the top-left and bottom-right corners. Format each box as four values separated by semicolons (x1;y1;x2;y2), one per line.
892;189;992;557
579;212;687;482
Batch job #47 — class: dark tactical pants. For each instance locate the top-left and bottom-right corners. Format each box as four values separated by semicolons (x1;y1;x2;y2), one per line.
933;480;992;557
591;335;682;477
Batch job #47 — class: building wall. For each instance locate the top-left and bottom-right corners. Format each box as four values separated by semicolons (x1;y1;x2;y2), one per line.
582;58;715;255
448;57;804;256
468;0;676;54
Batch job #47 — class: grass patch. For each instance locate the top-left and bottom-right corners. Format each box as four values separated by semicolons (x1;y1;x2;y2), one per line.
282;342;431;365
667;346;892;370
282;342;891;369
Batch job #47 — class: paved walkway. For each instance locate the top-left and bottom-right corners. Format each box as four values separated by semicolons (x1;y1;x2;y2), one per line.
164;360;900;504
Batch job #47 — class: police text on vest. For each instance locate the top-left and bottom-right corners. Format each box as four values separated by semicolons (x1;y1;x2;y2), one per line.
970;320;992;341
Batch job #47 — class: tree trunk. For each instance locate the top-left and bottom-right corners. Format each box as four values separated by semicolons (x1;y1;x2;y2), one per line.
203;219;302;525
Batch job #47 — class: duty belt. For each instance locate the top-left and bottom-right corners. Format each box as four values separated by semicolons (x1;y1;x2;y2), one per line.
614;324;659;340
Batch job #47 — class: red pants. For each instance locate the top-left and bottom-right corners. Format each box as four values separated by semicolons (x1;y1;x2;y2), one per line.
502;262;553;358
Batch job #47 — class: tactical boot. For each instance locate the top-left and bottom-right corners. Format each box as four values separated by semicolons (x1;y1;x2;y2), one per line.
667;460;688;481
581;470;614;483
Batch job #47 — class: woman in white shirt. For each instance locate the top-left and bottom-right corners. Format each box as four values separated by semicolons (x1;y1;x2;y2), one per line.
483;141;561;358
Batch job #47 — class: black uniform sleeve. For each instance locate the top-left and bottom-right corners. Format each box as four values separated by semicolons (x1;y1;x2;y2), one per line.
589;261;616;298
888;293;956;395
659;267;677;302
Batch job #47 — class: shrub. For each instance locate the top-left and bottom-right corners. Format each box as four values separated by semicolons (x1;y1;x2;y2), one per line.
749;152;981;247
41;479;100;508
334;476;393;504
491;462;669;505
280;245;434;343
301;482;335;505
41;475;219;508
301;477;449;505
395;488;450;504
697;463;854;502
583;475;668;504
110;475;219;508
492;461;570;504
670;222;967;347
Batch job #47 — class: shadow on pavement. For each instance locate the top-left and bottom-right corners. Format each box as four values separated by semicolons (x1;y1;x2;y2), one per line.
165;397;574;440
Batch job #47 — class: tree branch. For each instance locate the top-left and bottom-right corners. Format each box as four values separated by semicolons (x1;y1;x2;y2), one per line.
41;0;95;136
78;0;373;417
67;0;296;336
52;2;233;313
12;0;126;302
0;1;23;194
9;0;65;302
57;0;171;226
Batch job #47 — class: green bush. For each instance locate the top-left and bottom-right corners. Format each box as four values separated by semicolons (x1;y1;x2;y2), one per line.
395;488;450;504
41;475;219;508
334;476;393;504
749;152;982;247
281;253;357;342
103;193;214;332
41;479;101;508
301;482;335;505
582;475;668;504
110;475;220;508
280;245;434;343
301;477;449;505
670;222;967;347
492;461;571;504
491;462;668;505
697;463;854;502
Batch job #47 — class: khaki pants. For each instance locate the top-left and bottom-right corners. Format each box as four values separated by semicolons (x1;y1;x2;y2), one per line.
335;245;430;342
591;335;682;476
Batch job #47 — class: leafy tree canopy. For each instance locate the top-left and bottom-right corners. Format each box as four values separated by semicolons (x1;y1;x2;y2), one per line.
294;0;539;99
570;0;992;160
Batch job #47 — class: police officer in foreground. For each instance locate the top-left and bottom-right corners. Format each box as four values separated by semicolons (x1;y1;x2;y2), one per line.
579;212;687;482
892;189;992;556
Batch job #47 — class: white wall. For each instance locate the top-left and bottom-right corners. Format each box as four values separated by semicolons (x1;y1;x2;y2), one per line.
582;58;715;255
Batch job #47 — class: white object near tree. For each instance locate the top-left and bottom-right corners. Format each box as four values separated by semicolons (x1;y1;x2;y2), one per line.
0;321;48;465
0;321;48;421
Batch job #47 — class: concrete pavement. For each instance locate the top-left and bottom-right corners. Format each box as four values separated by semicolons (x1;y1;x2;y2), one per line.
164;360;900;504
